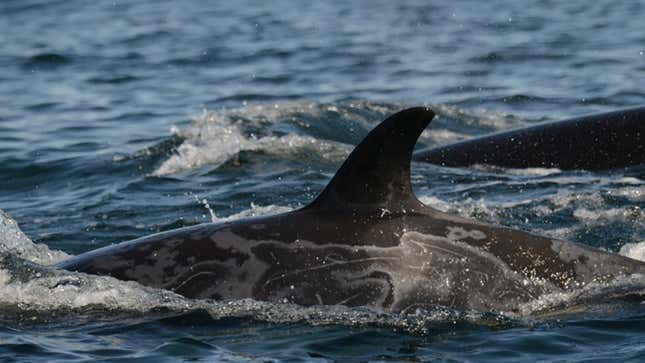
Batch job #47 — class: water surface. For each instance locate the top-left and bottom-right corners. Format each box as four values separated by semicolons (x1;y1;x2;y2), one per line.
1;0;645;361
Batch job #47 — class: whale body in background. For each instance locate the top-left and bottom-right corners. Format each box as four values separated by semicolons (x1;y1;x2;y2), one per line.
414;107;645;171
57;108;645;314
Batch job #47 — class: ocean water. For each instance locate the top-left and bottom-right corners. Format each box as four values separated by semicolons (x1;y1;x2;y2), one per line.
1;0;645;361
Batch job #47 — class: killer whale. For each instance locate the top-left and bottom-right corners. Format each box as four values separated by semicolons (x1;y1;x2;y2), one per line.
57;107;645;314
413;107;645;171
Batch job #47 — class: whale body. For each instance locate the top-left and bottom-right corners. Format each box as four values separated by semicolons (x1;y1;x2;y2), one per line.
58;107;645;314
414;107;645;171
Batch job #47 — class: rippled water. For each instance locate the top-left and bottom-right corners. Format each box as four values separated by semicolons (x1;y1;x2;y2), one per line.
1;0;645;361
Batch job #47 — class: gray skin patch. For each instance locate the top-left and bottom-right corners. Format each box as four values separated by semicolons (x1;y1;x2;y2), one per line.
445;226;487;241
246;228;561;313
145;227;558;313
549;238;644;288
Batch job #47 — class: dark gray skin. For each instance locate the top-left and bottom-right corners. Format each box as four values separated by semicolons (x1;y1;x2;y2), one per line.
58;108;645;314
414;107;645;171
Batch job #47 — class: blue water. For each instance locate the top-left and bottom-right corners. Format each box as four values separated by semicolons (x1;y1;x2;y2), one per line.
1;0;645;361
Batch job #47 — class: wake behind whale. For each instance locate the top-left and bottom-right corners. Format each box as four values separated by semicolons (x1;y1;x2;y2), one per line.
57;107;645;314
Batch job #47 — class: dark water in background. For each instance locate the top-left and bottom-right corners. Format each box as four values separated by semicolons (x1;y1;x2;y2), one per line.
1;0;645;361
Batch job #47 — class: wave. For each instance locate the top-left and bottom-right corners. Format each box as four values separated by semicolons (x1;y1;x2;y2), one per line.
152;104;354;176
145;101;534;176
21;53;71;71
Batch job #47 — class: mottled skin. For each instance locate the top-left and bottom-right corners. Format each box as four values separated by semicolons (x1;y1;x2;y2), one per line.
414;106;645;170
58;107;645;314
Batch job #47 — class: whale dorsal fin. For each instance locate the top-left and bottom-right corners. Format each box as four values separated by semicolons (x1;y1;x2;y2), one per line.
307;107;434;213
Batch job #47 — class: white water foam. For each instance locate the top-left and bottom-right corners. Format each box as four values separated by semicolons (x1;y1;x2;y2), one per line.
419;128;472;145
517;274;645;316
608;186;645;201
420;184;644;251
418;195;533;225
154;104;353;176
213;203;294;222
195;198;294;223
620;241;645;262
0;210;69;265
471;164;563;177
431;103;527;131
573;207;644;224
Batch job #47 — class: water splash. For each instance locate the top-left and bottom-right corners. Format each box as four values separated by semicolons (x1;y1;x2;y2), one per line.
0;210;69;265
153;104;354;176
418;170;645;258
148;101;522;176
193;196;294;223
431;103;528;131
194;196;218;223
620;241;645;262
